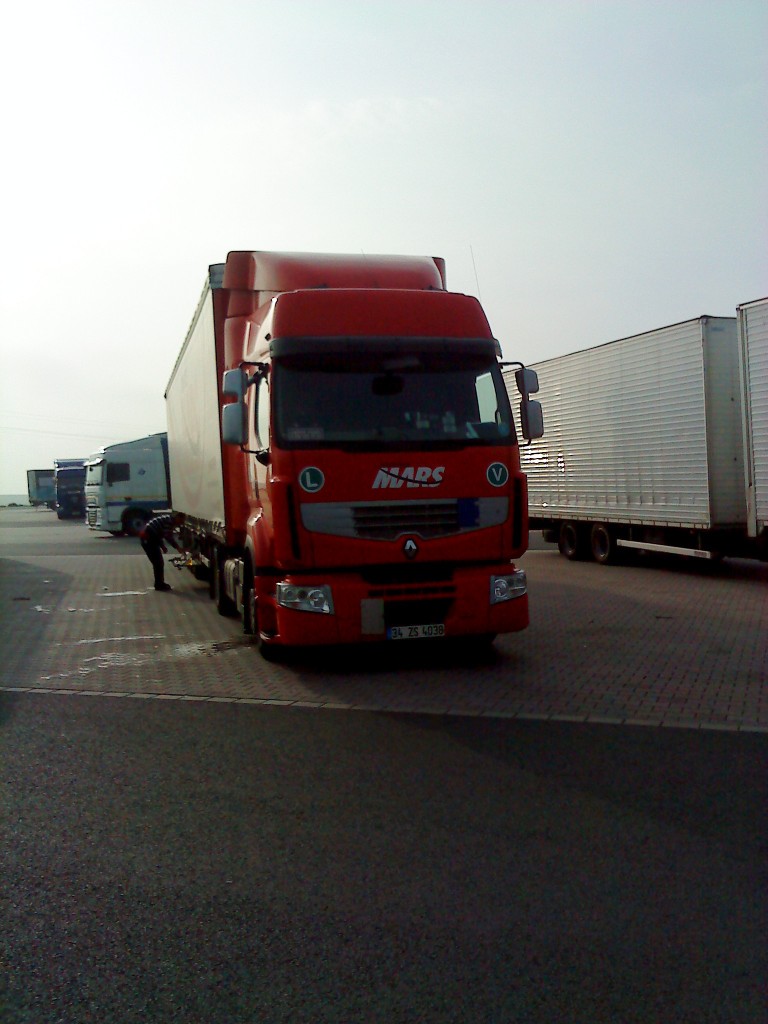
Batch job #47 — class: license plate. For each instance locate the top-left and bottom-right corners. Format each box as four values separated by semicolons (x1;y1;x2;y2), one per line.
387;624;445;640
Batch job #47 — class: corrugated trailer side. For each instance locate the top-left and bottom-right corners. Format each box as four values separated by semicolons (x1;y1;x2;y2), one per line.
510;316;749;562
165;265;227;536
738;297;768;539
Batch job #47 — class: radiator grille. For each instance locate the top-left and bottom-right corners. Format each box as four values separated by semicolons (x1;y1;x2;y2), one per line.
301;497;508;541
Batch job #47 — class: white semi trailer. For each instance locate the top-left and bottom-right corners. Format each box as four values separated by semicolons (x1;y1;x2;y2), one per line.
738;297;768;545
509;307;767;563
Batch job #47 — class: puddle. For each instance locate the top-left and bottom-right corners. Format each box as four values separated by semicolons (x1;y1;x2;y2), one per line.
39;636;248;684
171;639;251;658
82;652;153;668
73;635;165;645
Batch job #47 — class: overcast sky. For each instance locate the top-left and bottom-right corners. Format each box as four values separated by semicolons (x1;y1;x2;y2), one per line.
1;0;765;493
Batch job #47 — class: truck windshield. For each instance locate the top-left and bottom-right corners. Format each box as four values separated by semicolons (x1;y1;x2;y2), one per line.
57;469;86;493
86;463;104;485
274;352;514;448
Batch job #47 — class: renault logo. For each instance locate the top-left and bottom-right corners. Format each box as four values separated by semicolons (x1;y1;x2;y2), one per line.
403;538;419;559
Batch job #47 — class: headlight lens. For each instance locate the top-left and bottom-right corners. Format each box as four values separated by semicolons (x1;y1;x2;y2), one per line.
490;570;527;604
276;583;334;614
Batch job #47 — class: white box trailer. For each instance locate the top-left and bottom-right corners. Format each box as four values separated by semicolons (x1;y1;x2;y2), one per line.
508;315;766;563
738;297;768;542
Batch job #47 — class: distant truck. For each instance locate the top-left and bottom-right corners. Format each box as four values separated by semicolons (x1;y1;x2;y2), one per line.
26;469;56;508
85;432;170;535
54;459;86;519
512;305;768;563
165;250;543;657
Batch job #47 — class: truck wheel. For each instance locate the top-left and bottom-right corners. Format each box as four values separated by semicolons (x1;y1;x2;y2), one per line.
243;569;280;660
558;521;586;560
123;509;149;536
242;567;257;635
590;523;617;564
212;553;236;616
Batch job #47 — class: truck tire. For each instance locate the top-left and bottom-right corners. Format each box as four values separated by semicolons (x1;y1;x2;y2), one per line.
212;552;236;616
242;569;257;636
243;566;280;660
558;521;587;560
590;522;618;565
122;508;149;537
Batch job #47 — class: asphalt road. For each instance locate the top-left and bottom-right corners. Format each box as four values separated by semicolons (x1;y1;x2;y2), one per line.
1;508;767;1022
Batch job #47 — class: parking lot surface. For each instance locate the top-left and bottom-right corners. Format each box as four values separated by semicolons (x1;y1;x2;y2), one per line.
2;508;766;730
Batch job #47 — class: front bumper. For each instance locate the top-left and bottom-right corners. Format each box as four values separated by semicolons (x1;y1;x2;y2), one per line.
257;564;529;646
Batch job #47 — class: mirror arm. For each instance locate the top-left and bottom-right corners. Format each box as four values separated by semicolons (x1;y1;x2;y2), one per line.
239;360;267;388
501;359;527;398
236;445;270;463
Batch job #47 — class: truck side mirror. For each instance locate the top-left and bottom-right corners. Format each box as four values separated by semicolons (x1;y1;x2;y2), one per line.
222;368;248;398
222;369;249;446
222;399;247;446
519;399;544;441
515;367;539;397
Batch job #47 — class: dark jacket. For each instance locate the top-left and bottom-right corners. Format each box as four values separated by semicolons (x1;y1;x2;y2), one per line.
140;514;180;551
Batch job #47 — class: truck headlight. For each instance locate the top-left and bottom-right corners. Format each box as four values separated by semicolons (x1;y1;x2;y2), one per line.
276;583;334;615
490;570;527;604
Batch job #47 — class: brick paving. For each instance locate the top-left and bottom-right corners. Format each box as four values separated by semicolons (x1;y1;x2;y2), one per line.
1;546;766;731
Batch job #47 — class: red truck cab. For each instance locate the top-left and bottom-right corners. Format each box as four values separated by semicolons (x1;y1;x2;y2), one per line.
208;251;542;655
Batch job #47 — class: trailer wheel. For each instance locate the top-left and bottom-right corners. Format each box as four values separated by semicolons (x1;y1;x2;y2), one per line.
207;548;217;600
590;523;618;565
558;521;587;560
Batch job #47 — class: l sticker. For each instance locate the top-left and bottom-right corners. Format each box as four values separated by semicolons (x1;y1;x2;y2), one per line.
299;467;325;493
487;462;509;487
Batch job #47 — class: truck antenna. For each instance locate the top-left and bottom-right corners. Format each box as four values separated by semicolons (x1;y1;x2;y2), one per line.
470;245;482;300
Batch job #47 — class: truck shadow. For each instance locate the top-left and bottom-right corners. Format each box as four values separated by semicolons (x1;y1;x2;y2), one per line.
274;555;767;725
281;636;506;675
0;691;19;726
524;546;768;581
0;558;75;724
389;713;768;859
